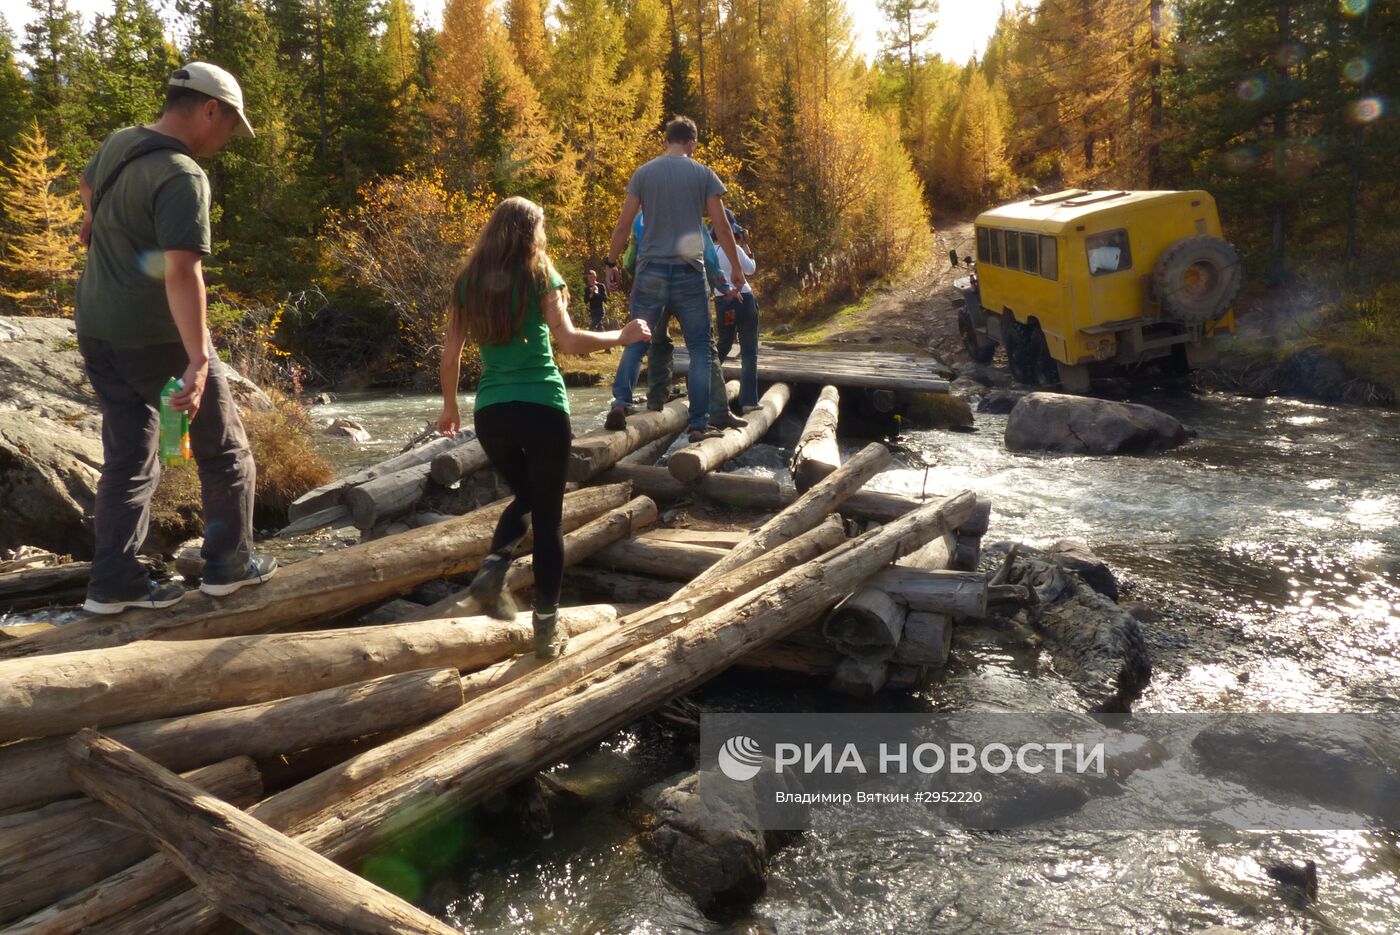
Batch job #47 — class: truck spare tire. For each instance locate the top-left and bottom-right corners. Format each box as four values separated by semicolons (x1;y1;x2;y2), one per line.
1152;235;1242;324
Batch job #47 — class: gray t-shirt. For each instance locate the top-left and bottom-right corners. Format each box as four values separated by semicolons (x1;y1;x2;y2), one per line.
76;126;212;346
626;154;725;274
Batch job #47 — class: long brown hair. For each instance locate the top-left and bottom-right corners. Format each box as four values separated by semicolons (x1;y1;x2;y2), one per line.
452;196;551;347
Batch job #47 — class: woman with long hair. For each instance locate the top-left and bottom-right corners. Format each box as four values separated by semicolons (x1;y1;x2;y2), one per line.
437;197;650;658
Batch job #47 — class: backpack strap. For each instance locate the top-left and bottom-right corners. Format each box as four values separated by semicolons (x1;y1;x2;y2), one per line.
90;134;192;218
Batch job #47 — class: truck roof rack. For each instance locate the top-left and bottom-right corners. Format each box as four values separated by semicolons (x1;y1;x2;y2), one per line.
1060;191;1132;207
1030;189;1089;205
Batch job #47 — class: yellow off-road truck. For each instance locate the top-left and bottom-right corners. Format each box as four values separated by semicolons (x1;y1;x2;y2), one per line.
957;189;1242;391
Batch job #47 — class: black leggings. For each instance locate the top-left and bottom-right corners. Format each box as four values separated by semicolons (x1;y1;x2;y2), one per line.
473;401;573;612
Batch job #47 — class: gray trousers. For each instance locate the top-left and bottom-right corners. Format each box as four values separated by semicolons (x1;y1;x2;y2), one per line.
78;336;255;596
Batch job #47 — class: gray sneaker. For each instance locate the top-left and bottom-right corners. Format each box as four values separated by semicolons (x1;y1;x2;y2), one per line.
200;555;278;597
84;579;185;615
533;611;568;659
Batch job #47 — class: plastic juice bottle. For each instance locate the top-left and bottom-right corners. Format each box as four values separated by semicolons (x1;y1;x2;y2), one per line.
159;377;191;466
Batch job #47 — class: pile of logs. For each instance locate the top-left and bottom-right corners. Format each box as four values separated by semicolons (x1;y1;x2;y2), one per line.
0;377;1019;932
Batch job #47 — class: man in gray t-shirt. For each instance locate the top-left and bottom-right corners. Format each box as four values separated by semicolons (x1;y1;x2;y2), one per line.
604;116;747;439
75;63;277;614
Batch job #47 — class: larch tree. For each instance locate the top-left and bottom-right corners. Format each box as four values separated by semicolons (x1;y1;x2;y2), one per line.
505;0;551;86
0;122;83;316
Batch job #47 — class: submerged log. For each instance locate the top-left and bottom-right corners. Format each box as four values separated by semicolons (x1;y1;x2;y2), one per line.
398;496;658;622
288;433;472;520
678;442;892;596
0;483;633;661
66;731;460;935
735;640;842;677
667;382;791;483
791;385;841;493
894;612;952;667
21;520;851;935
0;668;462;814
822;588;906;658
0;607;619;743
829;655;889;697
0;757;261;925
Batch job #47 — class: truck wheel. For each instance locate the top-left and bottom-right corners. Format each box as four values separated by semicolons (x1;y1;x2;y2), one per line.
958;307;996;364
1152;236;1243;324
1005;318;1058;387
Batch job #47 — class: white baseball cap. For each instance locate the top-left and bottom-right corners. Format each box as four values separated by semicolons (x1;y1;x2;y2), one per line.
169;62;255;138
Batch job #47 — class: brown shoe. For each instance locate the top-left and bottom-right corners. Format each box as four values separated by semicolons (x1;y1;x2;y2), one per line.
688;426;723;443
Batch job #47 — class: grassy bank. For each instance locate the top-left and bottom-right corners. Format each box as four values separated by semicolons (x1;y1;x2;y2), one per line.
150;389;334;546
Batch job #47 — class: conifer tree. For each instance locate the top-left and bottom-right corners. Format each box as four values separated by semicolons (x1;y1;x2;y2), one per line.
22;0;93;170
505;0;550;84
0;122;83;316
89;0;177;135
0;18;32;160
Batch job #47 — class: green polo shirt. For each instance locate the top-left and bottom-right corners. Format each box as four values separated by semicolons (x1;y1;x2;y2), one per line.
462;264;570;416
75;126;212;345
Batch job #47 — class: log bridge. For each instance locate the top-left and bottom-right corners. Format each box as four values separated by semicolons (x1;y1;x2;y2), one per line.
0;375;1018;934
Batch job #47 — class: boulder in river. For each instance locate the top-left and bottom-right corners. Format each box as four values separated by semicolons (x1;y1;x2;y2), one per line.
976;388;1028;415
1048;538;1119;602
1005;392;1188;455
324;417;371;442
641;766;803;919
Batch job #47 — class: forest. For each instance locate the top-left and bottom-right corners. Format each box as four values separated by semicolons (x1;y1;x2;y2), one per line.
0;0;1396;393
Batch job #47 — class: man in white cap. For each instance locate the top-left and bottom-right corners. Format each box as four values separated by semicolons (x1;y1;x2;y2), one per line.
73;62;275;614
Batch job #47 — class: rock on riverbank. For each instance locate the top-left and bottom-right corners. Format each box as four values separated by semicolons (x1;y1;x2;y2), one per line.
1005;392;1189;455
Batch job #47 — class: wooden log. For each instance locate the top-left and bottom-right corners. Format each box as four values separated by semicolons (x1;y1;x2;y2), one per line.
561;568;682;603
949;534;982;572
791;385;841;493
459;626;619;702
866;568;988;618
585;538;727;581
0;562;89;602
839;489;933;524
15;519;851;935
886;663;934;693
397;496;658;623
0;757;262;925
894;612;952;666
0;483;633;660
822;588;906;658
428;437;490;486
275;504;353;537
65;731;461;935
678;442;893;596
343;463;433;530
288;433;472;520
0;668;463;814
667;382;790;483
0;607;619;743
735;640;841;677
829;655;889;697
677;347;951;394
568;398;688;482
958;497;993;537
636;528;746;548
599;462;790;511
618;427;683;467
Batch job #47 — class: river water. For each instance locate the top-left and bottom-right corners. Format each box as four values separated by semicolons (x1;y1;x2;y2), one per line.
313;388;1399;934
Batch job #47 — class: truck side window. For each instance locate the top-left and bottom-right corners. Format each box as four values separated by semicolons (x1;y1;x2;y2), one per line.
1040;236;1058;280
1086;229;1132;275
990;229;1003;265
976;227;990;262
1005;229;1021;269
1021;232;1039;275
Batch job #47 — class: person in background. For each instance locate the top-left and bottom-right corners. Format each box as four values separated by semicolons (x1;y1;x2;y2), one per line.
711;216;760;413
603;115;746;443
583;269;608;330
75;62;275;614
436;197;649;659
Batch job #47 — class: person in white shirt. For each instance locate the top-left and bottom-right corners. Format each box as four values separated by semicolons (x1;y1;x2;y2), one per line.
711;220;760;411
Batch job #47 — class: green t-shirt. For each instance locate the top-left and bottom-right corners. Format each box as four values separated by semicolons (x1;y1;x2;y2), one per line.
75;126;212;345
463;264;570;416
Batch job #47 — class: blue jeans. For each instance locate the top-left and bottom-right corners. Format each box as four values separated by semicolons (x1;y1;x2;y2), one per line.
619;263;713;430
611;308;677;410
716;291;760;408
